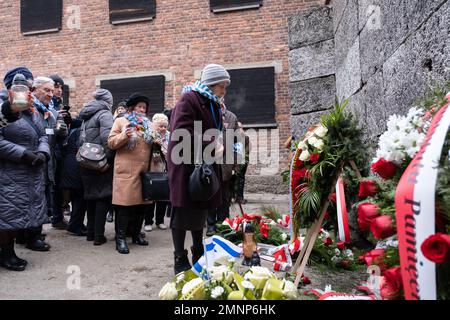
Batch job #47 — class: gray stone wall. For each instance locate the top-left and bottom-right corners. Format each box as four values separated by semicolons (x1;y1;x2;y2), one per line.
288;6;337;140
289;0;450;142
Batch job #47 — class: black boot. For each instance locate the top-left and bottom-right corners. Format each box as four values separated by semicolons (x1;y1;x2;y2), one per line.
115;210;129;254
132;211;148;246
93;235;107;246
191;246;204;266
0;243;27;271
132;233;149;246
174;250;191;275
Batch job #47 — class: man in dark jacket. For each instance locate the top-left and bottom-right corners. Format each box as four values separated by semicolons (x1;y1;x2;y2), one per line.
32;77;69;232
48;74;74;228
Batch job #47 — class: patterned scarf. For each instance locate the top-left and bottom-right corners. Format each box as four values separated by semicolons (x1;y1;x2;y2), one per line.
125;112;153;149
33;94;55;122
182;80;222;104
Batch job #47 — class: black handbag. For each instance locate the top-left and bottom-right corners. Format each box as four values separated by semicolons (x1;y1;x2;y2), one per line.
188;163;220;202
141;171;170;201
141;144;170;201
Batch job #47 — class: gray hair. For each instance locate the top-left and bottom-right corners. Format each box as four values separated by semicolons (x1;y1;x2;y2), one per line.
32;76;54;88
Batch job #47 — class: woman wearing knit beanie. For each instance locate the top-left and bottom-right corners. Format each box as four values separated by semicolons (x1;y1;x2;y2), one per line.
167;63;230;274
78;89;115;246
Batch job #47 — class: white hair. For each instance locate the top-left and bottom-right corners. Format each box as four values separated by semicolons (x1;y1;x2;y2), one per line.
32;76;54;88
152;113;169;124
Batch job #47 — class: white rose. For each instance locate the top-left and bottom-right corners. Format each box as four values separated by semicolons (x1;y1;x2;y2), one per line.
298;141;308;150
313;139;324;150
209;266;233;284
158;282;178;300
211;286;225;299
299;149;310;161
308;136;318;147
282;280;298;300
281;233;288;242
314;126;328;138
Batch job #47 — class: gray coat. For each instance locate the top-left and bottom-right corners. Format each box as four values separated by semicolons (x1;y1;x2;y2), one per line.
0;110;50;230
79;100;114;200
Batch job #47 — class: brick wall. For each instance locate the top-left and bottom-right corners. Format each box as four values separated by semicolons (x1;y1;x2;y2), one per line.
0;0;321;180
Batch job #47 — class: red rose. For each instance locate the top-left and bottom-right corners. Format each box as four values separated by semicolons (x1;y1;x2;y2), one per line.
259;223;270;238
371;158;397;180
362;249;387;271
298;168;309;179
421;233;450;264
292;170;302;188
310;153;320;164
337;241;345;250
323;237;333;246
324;211;330;220
301;274;311;285
384;267;403;293
370;215;396;239
295;158;304;168
357;203;381;231
381;267;403;300
358;180;378;198
330;193;336;203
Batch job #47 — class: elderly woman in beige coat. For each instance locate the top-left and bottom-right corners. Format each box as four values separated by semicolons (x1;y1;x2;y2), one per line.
108;93;153;254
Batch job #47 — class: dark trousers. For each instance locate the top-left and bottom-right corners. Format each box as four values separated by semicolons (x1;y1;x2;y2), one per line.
67;189;87;233
16;226;43;245
0;230;17;246
49;162;64;224
86;198;111;238
207;180;231;227
235;163;248;200
115;205;147;238
145;202;169;226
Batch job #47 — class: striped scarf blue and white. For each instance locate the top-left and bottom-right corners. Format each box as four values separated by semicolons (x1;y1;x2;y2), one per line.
182;80;222;104
33;95;55;122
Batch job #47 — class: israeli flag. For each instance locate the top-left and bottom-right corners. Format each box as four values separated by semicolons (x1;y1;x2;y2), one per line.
192;235;242;279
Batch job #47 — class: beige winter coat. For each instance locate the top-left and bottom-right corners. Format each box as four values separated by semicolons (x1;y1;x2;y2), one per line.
108;117;152;206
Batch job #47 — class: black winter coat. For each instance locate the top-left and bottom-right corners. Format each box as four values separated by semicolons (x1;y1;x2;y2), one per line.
78;100;114;200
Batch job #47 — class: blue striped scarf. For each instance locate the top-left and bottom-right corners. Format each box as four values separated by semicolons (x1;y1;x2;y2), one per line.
33;95;55;122
182;81;222;104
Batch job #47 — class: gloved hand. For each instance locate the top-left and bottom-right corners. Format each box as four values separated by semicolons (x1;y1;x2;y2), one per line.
21;150;38;166
55;122;68;137
31;152;47;166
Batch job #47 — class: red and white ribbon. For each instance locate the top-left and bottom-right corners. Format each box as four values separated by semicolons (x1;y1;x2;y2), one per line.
395;93;450;300
336;177;350;243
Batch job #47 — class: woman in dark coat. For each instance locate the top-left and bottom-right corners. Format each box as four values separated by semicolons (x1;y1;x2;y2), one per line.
0;69;50;271
60;127;87;236
78;89;114;245
167;64;230;274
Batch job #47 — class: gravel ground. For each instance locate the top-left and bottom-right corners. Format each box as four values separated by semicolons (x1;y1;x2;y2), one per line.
0;194;367;300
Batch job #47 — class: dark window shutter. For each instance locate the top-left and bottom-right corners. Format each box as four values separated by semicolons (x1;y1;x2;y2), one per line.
100;76;165;117
21;0;62;35
225;67;275;127
109;0;156;24
210;0;263;12
62;84;70;106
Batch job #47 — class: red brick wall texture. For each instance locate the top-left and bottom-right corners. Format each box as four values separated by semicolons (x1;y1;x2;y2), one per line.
0;0;321;174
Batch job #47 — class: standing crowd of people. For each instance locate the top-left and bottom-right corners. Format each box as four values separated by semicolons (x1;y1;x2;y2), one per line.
0;64;249;275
